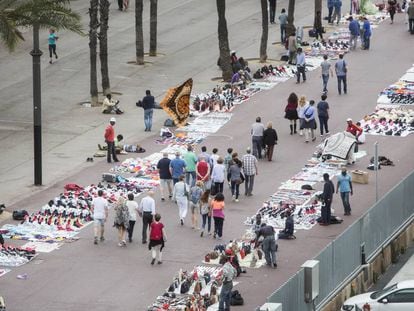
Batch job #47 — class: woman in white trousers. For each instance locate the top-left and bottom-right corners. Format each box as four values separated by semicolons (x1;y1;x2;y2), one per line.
173;175;189;226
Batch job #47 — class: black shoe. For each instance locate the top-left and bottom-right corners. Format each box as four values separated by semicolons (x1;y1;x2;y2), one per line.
142;240;147;244
272;263;277;269
114;159;120;162
180;219;184;226
200;231;204;237
94;238;98;245
157;261;162;265
151;258;155;265
161;198;165;201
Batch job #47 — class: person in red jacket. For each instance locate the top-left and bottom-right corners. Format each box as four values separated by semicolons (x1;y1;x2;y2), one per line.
104;117;120;163
346;118;362;153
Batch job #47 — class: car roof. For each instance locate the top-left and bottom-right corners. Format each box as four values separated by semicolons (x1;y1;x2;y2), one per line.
396;280;414;289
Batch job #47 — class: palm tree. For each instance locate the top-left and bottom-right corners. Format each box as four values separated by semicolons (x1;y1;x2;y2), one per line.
216;0;232;81
286;0;296;36
314;0;322;32
89;0;99;106
149;0;157;56
99;0;110;95
135;0;144;64
0;0;82;185
259;0;269;62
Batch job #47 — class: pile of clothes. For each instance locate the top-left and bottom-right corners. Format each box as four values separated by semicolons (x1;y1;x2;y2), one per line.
0;245;36;267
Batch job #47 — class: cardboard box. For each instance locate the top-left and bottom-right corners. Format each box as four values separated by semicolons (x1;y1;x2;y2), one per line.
352;170;369;184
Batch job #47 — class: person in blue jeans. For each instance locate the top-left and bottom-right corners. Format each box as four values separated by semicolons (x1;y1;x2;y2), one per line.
320;54;333;94
336;167;353;216
317;94;330;136
335;54;347;95
141;90;155;131
218;255;237;311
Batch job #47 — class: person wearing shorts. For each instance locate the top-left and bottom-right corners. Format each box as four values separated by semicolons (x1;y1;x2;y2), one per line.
92;190;109;244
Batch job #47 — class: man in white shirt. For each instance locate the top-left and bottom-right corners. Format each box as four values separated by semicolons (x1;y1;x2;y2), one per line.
92;190;109;245
139;191;156;244
126;193;139;243
251;117;265;159
296;47;306;84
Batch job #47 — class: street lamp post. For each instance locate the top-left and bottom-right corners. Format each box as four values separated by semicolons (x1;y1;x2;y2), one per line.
30;23;43;186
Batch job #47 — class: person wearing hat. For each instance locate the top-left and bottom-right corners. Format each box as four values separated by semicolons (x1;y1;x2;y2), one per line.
242;147;258;196
104;117;120;163
335;54;348;95
336;167;353;216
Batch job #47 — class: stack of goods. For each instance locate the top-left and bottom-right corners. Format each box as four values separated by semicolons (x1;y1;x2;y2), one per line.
0;245;37;267
148;266;224;311
328;28;351;40
359;107;414;137
307;39;350;57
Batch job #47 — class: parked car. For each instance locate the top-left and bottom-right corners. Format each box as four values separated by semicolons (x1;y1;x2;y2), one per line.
341;280;414;310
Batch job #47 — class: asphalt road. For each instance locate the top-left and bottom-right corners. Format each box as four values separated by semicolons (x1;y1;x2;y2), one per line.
1;0;414;310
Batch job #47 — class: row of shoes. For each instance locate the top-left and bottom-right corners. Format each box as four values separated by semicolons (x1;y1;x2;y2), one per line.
0;245;36;267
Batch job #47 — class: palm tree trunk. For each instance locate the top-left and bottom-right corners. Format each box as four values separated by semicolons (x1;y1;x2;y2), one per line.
286;0;296;37
216;0;232;81
314;0;322;26
89;0;99;106
149;0;157;56
99;0;111;95
135;0;144;64
259;0;268;62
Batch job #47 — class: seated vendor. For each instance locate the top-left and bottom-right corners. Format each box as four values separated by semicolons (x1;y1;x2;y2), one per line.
278;209;296;239
102;94;123;114
98;134;124;153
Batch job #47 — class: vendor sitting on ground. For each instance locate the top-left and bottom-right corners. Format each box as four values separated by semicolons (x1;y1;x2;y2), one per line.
98;135;145;154
102;94;123;114
278;209;296;239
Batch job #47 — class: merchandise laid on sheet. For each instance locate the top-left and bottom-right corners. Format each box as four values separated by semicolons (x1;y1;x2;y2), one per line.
306;40;350;57
359;107;414;137
176;113;233;134
0;245;37;267
377;66;414;106
147;265;230;311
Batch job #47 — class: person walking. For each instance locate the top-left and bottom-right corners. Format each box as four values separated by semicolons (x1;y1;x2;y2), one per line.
149;213;167;265
210;148;220;168
251;117;265;159
320;173;335;225
224;147;233;187
139;191;156;244
278;8;288;43
327;0;334;23
302;100;317;143
92;190;109;245
287;32;297;65
263;122;278;161
297;95;308;136
296;48;306;83
255;223;277;268
173;175;190;226
317;94;330;136
104;117;120;163
229;158;243;202
48;29;58;64
113;196;129;247
183;145;198;187
142;90;155;132
198;146;211;166
362;17;372;50
335;54;348;95
388;0;397;24
332;0;342;25
408;1;414;34
218;255;237;311
348;16;360;50
336;167;353;216
320;55;333;94
157;153;173;201
199;190;212;237
242;147;258;196
126;193;139;243
189;181;203;229
170;151;187;184
211;192;225;239
284;92;299;135
211;157;226;195
269;0;276;23
117;0;123;10
196;156;211;190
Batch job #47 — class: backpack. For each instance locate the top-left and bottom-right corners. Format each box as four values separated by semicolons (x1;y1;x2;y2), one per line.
190;187;202;204
230;290;244;306
304;107;313;119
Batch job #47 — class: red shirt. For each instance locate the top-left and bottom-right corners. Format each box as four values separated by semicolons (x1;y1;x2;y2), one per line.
150;222;164;240
104;125;115;142
197;161;210;181
346;123;362;137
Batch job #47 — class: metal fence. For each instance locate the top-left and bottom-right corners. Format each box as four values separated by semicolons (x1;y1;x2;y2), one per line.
267;171;414;310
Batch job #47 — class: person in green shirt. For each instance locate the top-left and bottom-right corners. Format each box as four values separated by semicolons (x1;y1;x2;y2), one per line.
183;145;198;187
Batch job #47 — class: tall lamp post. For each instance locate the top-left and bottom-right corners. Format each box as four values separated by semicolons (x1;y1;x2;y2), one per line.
30;24;43;186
